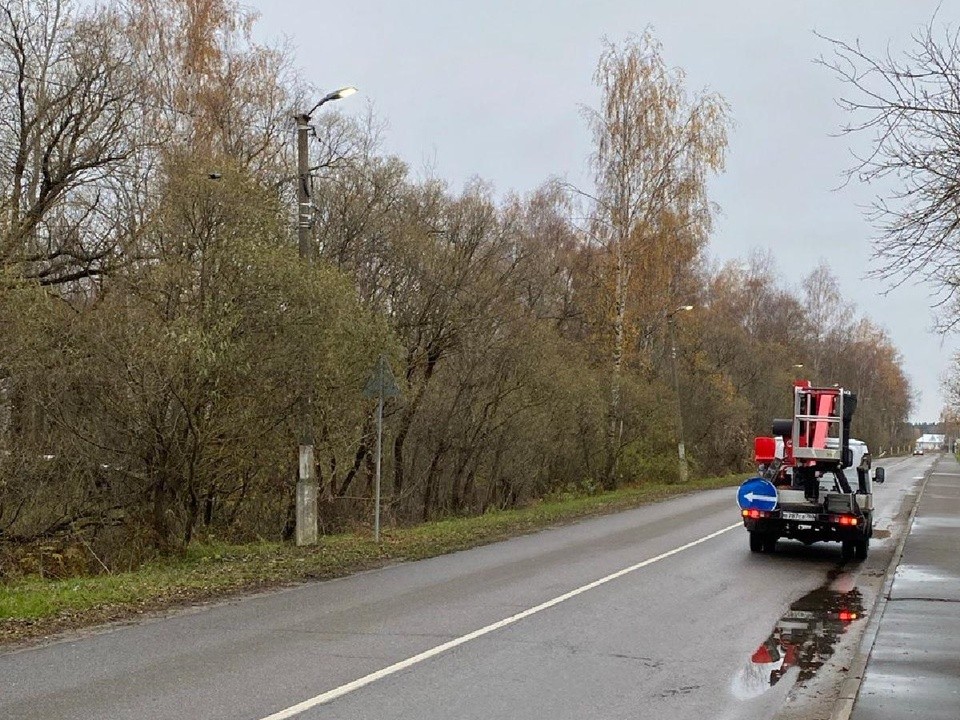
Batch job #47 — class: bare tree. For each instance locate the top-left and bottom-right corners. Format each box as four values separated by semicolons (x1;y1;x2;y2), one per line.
0;0;139;286
801;261;854;382
820;20;960;328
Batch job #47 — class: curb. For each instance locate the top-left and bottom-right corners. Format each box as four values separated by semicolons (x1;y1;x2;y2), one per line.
828;456;937;720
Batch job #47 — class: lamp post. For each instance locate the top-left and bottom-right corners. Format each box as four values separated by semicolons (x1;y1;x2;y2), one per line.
293;86;357;547
296;87;357;258
667;304;694;482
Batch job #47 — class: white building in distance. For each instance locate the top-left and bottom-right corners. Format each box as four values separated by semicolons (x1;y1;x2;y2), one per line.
915;434;946;452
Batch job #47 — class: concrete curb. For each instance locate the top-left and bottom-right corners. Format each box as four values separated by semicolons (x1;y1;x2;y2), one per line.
828;457;937;720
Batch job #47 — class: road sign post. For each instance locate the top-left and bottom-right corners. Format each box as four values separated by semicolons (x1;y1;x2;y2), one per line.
374;393;383;542
363;355;401;542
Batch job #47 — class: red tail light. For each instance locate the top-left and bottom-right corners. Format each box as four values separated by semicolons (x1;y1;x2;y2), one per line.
838;611;858;621
742;509;768;519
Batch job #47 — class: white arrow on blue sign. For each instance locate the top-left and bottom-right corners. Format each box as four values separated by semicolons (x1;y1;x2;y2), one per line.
737;477;779;511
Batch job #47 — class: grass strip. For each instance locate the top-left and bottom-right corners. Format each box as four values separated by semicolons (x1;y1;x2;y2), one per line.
0;474;744;646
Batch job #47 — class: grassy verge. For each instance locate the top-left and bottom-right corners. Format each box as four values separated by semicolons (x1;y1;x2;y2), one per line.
0;474;744;646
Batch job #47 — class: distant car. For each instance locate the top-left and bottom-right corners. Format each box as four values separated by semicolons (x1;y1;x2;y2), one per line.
913;448;924;456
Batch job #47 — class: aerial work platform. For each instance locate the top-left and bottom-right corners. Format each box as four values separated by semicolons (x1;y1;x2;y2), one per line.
790;381;856;467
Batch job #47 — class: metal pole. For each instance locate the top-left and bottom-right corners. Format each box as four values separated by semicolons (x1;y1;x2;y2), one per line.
669;318;688;482
375;393;383;543
295;112;317;546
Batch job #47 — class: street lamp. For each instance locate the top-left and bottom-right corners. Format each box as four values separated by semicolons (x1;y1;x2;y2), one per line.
301;86;359;122
294;85;358;547
667;305;694;482
296;86;359;258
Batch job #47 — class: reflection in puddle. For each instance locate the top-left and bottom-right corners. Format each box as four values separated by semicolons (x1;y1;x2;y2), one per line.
732;585;864;700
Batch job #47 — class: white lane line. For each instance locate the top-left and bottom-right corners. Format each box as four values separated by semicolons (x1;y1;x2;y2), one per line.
258;521;741;720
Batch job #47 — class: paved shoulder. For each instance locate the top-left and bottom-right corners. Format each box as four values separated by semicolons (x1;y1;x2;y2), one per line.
852;454;960;720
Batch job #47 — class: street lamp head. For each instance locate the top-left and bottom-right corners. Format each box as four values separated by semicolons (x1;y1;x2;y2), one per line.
304;86;359;120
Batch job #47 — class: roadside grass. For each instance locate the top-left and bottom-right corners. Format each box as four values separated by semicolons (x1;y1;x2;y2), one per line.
0;474;744;645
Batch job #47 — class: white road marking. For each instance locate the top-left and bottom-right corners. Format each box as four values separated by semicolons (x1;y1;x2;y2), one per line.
258;522;742;720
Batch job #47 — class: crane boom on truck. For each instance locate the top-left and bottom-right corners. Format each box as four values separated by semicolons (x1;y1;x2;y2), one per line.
738;381;885;560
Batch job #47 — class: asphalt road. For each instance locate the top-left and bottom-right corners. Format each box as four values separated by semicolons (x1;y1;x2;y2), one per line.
0;456;931;720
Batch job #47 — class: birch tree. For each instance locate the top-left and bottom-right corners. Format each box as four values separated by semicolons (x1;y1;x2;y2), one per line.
584;32;728;485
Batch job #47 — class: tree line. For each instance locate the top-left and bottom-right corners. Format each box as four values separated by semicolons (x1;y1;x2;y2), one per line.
0;0;912;574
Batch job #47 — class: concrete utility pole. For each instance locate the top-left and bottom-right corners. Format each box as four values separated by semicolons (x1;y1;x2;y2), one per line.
293;86;357;547
296;114;313;259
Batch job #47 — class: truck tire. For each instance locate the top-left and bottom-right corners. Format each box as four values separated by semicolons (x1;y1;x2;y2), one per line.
772;419;793;438
763;535;778;553
749;532;764;553
841;540;855;561
855;536;869;560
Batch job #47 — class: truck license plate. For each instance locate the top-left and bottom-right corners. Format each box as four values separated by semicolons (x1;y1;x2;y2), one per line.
783;512;816;522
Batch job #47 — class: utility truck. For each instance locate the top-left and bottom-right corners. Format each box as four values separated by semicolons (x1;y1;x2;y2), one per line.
738;381;885;560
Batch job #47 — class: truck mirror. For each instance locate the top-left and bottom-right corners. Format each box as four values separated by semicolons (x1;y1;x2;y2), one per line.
874;467;885;484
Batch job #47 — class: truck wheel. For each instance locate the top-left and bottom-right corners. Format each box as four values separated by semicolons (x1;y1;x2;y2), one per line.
855;536;869;560
749;532;764;553
841;540;855;561
763;535;778;553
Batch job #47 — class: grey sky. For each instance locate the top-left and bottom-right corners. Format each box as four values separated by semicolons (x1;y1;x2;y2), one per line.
250;0;959;423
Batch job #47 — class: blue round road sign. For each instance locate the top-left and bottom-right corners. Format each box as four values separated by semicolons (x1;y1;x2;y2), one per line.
737;477;778;511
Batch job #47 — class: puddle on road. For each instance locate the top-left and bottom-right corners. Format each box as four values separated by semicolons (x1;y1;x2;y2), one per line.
731;583;864;700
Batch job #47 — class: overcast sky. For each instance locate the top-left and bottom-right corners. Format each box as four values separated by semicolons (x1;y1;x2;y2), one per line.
249;0;959;423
